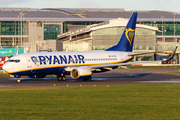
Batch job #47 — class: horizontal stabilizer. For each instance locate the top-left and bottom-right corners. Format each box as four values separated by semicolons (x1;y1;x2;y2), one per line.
128;47;178;56
128;51;163;56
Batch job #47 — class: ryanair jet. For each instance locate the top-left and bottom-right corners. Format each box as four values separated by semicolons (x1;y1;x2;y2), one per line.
2;12;177;83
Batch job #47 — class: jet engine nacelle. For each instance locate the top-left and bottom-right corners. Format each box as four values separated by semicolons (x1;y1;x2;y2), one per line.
28;75;46;78
70;67;92;79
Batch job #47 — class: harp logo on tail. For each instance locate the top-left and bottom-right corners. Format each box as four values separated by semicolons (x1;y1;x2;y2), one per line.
125;28;135;46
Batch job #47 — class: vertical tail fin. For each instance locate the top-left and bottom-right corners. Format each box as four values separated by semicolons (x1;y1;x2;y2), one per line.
106;12;138;52
164;46;178;62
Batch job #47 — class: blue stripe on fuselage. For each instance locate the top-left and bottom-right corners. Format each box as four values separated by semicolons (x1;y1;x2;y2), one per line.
11;67;66;76
10;56;134;76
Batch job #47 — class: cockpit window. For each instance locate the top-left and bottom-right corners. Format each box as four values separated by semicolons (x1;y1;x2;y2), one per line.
8;59;20;63
9;60;15;62
15;60;20;63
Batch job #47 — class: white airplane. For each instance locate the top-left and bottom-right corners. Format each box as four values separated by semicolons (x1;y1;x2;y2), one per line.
2;12;177;83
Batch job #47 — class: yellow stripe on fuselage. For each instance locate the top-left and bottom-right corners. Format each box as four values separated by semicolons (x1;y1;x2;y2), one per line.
9;56;134;74
79;74;92;76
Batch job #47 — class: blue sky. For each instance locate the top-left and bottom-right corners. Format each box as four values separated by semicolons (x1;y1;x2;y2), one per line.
0;0;180;13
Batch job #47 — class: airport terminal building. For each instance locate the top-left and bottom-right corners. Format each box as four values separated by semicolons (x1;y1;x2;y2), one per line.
0;8;180;62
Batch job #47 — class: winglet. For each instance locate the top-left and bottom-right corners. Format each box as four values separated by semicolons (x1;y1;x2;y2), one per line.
163;46;178;62
14;46;18;56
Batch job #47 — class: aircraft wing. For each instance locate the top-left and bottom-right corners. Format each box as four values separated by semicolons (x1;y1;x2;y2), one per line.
88;61;162;69
128;46;178;56
65;61;162;71
128;51;162;56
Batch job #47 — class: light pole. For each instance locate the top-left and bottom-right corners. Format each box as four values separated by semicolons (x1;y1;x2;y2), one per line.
150;19;152;26
33;25;35;52
0;27;1;48
15;20;16;46
17;15;19;46
161;16;164;41
153;21;156;27
173;13;176;41
0;21;1;48
19;10;25;48
22;14;25;47
20;10;23;47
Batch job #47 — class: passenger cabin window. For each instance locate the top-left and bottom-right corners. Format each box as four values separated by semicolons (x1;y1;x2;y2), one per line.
84;58;118;61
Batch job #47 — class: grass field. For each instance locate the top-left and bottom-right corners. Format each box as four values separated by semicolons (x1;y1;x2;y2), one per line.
0;73;9;77
1;84;180;119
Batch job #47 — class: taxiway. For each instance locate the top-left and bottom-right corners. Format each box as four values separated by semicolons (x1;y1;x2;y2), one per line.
0;68;180;87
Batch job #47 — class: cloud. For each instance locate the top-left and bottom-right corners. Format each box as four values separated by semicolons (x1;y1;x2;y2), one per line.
0;0;65;8
0;0;179;13
0;0;28;6
77;0;101;8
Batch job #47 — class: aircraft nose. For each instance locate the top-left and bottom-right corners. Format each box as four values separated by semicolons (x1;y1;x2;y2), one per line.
2;63;9;73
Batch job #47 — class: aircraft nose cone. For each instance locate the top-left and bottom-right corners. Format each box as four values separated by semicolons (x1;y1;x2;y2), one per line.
2;63;9;73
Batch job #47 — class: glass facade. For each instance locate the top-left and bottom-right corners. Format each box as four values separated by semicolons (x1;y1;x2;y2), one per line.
63;42;90;51
133;45;155;50
0;21;26;35
63;21;180;36
137;22;180;36
63;22;102;33
92;27;156;51
44;24;61;40
136;55;154;61
129;55;154;62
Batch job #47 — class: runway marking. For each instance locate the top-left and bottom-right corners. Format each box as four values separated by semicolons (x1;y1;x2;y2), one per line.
92;78;120;80
0;85;11;87
138;79;180;84
138;81;180;83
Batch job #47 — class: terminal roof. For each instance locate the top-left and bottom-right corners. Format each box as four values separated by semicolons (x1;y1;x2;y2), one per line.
0;8;179;22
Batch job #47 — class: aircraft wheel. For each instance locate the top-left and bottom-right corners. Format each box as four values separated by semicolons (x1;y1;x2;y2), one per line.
57;75;66;81
57;76;62;81
62;76;66;81
16;78;21;83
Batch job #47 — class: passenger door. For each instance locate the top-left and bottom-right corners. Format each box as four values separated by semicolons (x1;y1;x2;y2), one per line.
27;57;32;68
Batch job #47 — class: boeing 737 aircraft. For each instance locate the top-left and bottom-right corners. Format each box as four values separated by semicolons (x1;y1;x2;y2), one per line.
2;12;177;83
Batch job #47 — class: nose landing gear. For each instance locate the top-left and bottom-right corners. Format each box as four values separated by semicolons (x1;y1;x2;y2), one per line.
14;75;21;83
16;78;21;83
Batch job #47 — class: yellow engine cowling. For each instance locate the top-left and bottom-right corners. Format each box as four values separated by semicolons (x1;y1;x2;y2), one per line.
70;67;92;79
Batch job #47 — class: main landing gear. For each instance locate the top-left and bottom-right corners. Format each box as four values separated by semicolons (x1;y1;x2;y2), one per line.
57;74;66;81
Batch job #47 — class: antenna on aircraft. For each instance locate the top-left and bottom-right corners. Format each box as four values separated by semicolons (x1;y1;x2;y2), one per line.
14;46;18;56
